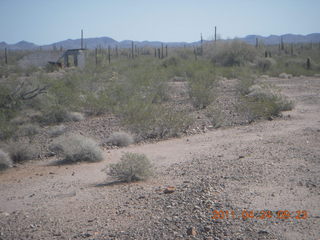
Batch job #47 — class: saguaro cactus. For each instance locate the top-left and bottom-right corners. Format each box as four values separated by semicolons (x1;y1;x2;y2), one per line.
4;48;8;64
161;43;164;59
306;58;311;70
214;26;217;42
108;46;111;64
131;41;134;59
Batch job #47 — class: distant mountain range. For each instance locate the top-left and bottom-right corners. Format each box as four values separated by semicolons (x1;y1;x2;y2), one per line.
1;33;320;50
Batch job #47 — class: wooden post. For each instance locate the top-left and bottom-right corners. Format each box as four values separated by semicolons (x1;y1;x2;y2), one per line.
108;46;111;64
4;48;8;65
165;45;168;57
81;29;83;49
157;48;161;59
131;41;134;59
154;48;157;57
255;38;259;48
95;48;98;66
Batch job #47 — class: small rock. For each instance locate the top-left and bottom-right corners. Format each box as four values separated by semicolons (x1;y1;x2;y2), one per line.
187;227;197;236
82;233;92;238
164;186;176;194
204;225;211;232
239;155;245;159
258;230;269;235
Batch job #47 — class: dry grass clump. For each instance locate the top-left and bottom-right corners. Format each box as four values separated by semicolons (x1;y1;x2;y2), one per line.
104;131;134;147
48;124;67;137
0;149;13;171
279;73;293;79
50;134;103;163
67;112;85;122
106;152;153;182
16;123;40;138
6;142;38;163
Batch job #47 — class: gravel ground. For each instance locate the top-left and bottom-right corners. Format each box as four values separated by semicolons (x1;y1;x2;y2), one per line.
0;76;319;240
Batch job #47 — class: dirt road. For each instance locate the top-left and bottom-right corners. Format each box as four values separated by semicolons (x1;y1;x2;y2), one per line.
0;77;319;240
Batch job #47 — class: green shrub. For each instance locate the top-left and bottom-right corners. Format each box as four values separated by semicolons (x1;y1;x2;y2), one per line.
107;152;153;182
236;75;255;95
188;72;217;109
51;134;103;163
38;105;70;124
240;84;294;120
256;58;276;72
104;131;134;147
209;40;257;67
0;149;13;171
119;98;192;140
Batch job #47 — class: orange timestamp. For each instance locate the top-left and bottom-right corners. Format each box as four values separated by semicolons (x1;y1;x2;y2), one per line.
211;209;308;220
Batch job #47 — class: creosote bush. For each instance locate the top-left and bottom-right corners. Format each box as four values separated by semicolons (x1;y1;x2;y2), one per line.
51;134;103;163
240;84;294;120
104;131;134;147
0;149;13;171
107;152;153;182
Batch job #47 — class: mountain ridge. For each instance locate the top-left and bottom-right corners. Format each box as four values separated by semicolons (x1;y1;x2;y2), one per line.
1;33;319;50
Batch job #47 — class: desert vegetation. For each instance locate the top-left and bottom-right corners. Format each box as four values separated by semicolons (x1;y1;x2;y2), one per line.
0;39;319;168
106;152;153;182
50;134;103;163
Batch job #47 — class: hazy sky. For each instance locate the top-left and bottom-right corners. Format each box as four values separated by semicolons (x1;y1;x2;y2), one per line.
1;0;319;45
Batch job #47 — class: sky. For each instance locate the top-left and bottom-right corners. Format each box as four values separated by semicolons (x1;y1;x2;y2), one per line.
0;0;319;45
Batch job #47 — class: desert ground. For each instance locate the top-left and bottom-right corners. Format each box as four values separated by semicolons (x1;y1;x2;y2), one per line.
0;76;319;240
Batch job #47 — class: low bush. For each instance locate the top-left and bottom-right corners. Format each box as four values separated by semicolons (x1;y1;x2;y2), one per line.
119;98;192;140
104;131;134;147
208;40;257;67
240;84;294;120
106;152;153;182
67;112;85;122
38;105;70;124
48;124;67;137
7;142;38;163
256;58;276;72
16;124;40;138
51;134;103;163
188;71;217;109
0;149;13;171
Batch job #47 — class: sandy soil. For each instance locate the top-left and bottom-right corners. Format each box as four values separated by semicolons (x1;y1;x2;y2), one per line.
0;76;319;240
